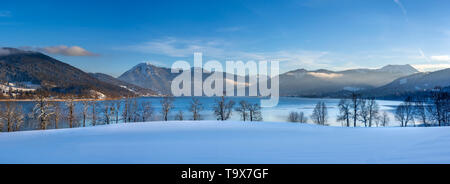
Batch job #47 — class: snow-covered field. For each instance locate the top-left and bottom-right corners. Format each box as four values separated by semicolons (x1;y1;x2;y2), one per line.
1;121;450;164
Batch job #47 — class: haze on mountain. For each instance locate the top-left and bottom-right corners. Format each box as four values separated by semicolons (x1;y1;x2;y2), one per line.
118;62;427;98
277;64;419;97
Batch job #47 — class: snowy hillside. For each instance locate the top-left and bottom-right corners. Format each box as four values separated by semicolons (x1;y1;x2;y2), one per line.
1;121;450;164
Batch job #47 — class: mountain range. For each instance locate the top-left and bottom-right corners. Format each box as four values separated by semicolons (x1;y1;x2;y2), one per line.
276;64;419;97
118;62;431;98
1;47;449;99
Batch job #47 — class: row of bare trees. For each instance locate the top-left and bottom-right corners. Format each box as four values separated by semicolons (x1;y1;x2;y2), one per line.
288;101;328;125
288;94;388;127
395;88;450;127
1;95;264;132
336;93;387;127
0;101;25;132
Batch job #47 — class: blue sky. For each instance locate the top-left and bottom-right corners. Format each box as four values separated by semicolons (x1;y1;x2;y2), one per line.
1;0;449;76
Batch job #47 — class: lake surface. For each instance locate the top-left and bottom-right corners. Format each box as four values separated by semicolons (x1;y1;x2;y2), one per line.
152;97;402;126
0;97;403;131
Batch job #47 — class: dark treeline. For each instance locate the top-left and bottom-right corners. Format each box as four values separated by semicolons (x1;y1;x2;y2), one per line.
0;96;263;132
287;87;450;127
394;87;450;127
3;87;448;132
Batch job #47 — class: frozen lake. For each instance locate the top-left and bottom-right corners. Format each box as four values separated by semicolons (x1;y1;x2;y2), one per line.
0;97;403;131
143;97;402;126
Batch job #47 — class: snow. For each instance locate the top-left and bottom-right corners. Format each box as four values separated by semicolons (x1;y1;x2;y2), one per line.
1;121;450;164
0;82;39;96
119;85;136;93
89;90;106;99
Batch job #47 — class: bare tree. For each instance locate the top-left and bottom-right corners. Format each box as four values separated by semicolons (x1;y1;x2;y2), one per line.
0;103;4;132
367;97;380;127
358;98;369;127
13;107;25;131
428;88;449;126
414;97;429;127
122;97;130;123
1;102;15;132
161;97;174;121
103;102;112;124
141;101;154;122
248;103;263;121
91;100;98;126
395;97;414;127
380;111;390;127
189;98;203;120
53;102;62;129
175;110;184;120
337;98;351;127
288;111;307;123
33;95;54;130
403;96;415;127
114;101;121;123
235;100;249;121
350;93;361;127
65;97;76;128
133;99;141;122
288;111;300;122
395;104;407;127
213;96;235;121
81;101;89;127
1;102;24;132
311;101;328;125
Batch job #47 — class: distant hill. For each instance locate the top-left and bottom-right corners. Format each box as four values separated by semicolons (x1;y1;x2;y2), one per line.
119;62;421;97
365;68;450;98
276;64;418;97
118;63;179;94
0;47;133;98
118;63;249;95
89;73;158;96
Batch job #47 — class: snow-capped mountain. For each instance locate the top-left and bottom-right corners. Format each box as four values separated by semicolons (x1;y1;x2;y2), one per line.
276;65;419;97
376;64;419;75
118;63;422;97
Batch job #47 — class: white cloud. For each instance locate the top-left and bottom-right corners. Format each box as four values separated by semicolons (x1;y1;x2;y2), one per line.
38;45;98;56
412;64;450;72
307;72;343;79
430;55;450;62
